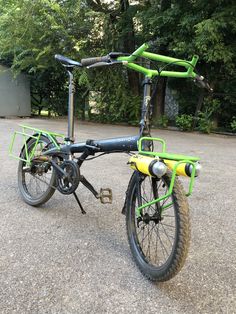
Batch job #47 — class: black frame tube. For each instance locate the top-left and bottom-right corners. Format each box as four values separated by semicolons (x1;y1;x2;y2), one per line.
140;77;152;137
70;135;139;154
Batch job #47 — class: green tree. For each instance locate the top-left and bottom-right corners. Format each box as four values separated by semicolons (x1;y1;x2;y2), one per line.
0;0;235;129
138;0;236;127
0;0;94;116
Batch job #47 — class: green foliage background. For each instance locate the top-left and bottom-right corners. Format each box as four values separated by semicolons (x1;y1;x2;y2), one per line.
0;0;235;130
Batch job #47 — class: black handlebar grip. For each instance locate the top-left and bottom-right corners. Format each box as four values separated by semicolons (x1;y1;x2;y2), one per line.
81;56;110;67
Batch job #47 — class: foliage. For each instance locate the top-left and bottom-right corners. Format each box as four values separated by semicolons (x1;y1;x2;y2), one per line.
0;0;235;129
176;114;193;131
82;66;141;123
197;97;220;133
154;115;169;128
138;0;236;129
230;117;236;133
197;112;213;134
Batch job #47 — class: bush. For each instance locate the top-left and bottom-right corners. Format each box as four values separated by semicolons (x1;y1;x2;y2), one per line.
197;111;213;134
230;117;236;133
175;114;193;131
197;98;220;134
154;115;169;128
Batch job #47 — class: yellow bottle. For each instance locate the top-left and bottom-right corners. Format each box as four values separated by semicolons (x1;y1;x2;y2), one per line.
129;154;201;178
163;159;201;177
129;155;167;178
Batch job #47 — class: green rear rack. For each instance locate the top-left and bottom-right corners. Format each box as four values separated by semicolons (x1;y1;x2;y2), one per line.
9;124;64;164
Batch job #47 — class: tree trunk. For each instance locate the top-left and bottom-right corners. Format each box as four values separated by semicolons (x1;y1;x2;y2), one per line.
120;0;140;96
152;77;167;121
150;0;171;121
192;89;204;130
81;99;86;121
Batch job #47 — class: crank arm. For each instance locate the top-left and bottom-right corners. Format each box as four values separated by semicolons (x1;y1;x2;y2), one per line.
80;175;99;198
51;160;68;178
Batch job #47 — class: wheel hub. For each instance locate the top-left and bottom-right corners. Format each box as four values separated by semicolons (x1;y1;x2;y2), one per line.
138;212;163;226
31;162;50;176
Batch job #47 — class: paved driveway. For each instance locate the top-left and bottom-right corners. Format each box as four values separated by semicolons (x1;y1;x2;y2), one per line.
0;118;236;313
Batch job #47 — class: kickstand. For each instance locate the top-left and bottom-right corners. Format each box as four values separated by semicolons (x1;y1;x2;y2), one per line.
73;192;86;214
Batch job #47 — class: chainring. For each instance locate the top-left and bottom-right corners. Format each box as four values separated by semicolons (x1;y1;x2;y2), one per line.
56;160;80;195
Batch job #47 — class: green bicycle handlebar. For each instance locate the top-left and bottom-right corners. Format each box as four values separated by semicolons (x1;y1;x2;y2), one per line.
117;43;199;79
81;43;212;86
118;43;149;63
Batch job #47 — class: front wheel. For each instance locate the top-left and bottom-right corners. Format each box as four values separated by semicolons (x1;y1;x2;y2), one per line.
125;171;190;282
18;135;56;206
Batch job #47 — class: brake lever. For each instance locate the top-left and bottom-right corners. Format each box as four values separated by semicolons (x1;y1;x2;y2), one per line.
194;75;213;93
205;82;213;93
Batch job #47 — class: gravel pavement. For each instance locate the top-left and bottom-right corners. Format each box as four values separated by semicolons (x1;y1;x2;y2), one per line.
0;118;236;314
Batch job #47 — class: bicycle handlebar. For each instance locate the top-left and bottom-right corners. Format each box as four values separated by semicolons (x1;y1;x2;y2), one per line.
81;43;197;78
80;43;212;89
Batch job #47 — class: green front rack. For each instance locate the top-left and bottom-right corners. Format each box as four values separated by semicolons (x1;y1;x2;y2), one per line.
135;137;200;217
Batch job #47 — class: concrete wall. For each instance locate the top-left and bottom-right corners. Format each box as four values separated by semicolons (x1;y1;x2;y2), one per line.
0;65;31;116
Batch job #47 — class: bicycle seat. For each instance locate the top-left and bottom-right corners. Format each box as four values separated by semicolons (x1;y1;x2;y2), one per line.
55;54;82;67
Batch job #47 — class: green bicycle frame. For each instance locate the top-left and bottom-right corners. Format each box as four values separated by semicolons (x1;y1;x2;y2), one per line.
117;43;198;79
118;44;201;217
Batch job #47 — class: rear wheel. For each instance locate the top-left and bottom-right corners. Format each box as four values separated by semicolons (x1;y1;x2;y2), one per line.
18;135;56;206
125;171;190;282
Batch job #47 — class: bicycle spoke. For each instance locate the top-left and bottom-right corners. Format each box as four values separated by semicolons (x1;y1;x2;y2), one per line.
159;221;175;246
160;222;175;229
139;223;156;244
20;138;55;200
162;214;174;218
132;173;179;268
154;226;169;260
161;194;171;207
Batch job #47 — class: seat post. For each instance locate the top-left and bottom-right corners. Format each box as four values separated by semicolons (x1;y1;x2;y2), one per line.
67;69;75;142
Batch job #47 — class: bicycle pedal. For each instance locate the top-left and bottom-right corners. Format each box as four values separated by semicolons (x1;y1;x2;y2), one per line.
99;188;112;204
